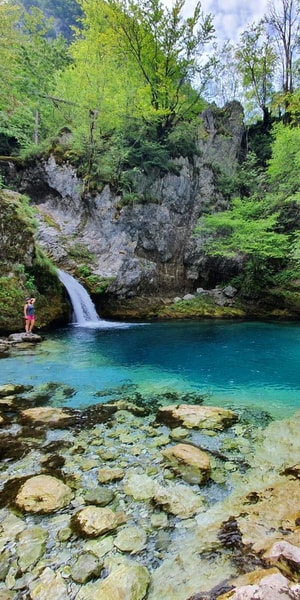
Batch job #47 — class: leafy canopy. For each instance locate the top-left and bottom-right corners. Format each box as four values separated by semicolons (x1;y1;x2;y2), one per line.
197;195;289;261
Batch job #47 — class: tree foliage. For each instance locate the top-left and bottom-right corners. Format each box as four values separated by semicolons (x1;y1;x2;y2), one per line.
196;194;290;293
21;0;83;40
264;0;300;95
0;3;70;151
236;23;277;125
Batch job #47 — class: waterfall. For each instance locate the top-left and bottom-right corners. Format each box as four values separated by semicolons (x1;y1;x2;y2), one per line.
58;269;104;327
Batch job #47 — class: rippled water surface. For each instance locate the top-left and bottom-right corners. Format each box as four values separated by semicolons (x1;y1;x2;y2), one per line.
2;319;300;417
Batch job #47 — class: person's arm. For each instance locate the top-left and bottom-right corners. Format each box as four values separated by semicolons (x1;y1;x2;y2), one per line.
24;304;27;318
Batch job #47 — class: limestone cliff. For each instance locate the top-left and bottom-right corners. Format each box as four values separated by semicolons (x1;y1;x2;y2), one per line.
0;190;68;333
15;102;245;312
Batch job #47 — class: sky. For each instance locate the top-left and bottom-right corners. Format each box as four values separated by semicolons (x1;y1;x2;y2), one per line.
182;0;270;43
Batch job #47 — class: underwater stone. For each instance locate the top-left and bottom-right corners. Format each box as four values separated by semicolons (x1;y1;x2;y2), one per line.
0;384;31;397
70;552;102;584
71;506;120;538
114;526;147;554
16;526;48;572
169;427;188;440
153;482;204;518
162;443;211;485
75;561;150;600
157;404;238;430
20;407;74;424
264;540;300;575
97;467;124;483
218;570;300;600
29;566;68;600
150;512;169;529
84;487;115;507
0;549;10;581
15;475;73;514
123;473;156;500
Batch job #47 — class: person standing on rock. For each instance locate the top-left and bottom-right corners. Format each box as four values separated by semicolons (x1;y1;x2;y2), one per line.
24;297;36;333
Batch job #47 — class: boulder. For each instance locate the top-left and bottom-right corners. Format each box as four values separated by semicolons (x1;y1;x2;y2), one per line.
264;540;300;576
97;467;124;483
123;473;156;500
16;526;48;571
21;406;73;424
71;506;121;538
85;487;115;507
114;526;147;554
0;383;30;397
75;561;150;600
217;570;300;599
161;443;211;484
70;552;102;584
157;404;237;430
29;567;69;600
8;333;42;343
15;475;73;513
153;482;204;518
0;340;10;358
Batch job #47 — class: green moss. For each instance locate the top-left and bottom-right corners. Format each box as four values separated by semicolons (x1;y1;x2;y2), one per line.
153;298;245;319
68;245;93;261
43;213;61;230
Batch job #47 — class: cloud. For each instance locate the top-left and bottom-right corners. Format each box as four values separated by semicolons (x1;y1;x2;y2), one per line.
181;0;269;42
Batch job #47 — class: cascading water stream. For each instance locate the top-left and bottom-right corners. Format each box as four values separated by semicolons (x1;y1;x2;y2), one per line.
58;269;105;327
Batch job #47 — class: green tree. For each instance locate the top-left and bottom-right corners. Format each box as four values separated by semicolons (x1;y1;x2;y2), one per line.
268;122;300;197
236;23;277;126
196;195;290;294
0;4;70;151
207;41;242;107
21;0;83;40
74;0;215;138
264;0;300;96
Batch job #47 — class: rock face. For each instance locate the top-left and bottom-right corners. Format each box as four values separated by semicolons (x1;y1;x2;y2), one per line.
18;102;245;301
0;189;69;333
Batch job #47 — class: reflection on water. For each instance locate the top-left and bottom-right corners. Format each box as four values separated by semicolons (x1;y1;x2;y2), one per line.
2;319;300;417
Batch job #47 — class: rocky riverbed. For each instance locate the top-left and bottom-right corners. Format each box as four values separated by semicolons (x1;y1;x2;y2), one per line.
0;375;300;600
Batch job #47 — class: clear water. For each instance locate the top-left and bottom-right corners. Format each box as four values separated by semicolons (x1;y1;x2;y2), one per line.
2;319;300;418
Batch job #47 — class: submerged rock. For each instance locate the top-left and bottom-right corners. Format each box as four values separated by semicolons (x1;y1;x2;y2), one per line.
70;552;102;584
21;406;74;425
217;569;300;599
161;443;211;485
15;474;73;514
264;540;300;577
114;526;147;554
75;561;150;600
0;383;31;397
0;340;10;358
153;482;204;518
123;473;156;500
16;526;48;572
97;467;125;483
29;566;68;600
71;506;122;538
157;404;238;430
84;487;115;507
